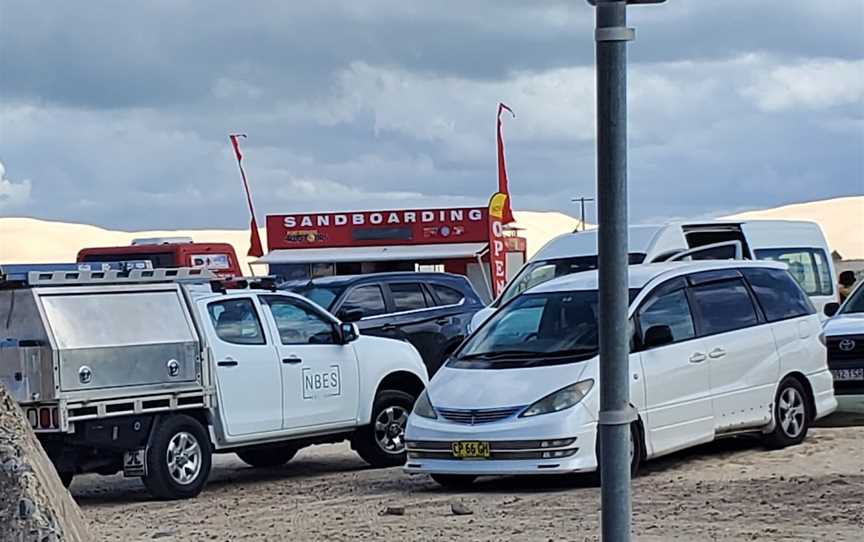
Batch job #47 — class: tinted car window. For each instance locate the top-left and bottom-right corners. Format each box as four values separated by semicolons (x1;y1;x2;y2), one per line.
294;285;345;310
265;297;336;345
497;253;646;306
452;289;641;369
638;287;695;345
431;284;465;306
341;285;387;317
690;279;759;335
390;283;428;312
841;283;864;314
755;248;833;296
207;299;266;345
742;268;814;321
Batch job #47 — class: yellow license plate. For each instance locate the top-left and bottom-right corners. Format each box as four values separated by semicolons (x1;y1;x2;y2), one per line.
451;441;490;459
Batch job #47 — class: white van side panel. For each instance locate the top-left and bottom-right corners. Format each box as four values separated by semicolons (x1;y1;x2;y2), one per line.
741;221;829;253
643;226;688;262
531;225;670;262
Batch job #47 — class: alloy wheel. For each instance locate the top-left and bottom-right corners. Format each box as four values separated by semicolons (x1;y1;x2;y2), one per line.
166;431;203;485
374;406;408;454
777;387;806;439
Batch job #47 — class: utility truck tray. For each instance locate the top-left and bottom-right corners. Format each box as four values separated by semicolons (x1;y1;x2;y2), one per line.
0;268;209;405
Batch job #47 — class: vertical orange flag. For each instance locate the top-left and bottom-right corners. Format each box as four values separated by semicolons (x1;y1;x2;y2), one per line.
228;134;265;258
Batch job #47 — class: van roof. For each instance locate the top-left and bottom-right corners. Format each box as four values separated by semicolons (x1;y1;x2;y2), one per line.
529;260;788;294
532;219;824;262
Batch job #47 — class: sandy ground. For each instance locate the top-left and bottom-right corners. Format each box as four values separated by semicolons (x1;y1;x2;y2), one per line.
71;427;864;542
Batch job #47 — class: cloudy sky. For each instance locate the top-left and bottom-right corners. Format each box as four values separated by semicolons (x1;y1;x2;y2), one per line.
1;0;862;230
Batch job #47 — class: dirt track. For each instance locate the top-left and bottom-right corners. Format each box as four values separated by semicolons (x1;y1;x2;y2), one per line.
74;427;864;542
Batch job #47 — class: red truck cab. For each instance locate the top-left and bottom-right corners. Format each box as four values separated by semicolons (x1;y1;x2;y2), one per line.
77;237;242;277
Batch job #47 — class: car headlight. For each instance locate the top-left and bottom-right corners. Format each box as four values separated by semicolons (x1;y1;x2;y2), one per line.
412;389;437;419
520;380;595;418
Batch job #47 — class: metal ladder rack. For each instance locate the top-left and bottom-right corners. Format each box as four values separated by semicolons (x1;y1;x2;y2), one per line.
19;267;216;287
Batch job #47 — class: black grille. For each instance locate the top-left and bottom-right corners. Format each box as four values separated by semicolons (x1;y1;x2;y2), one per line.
827;335;864;363
436;406;523;424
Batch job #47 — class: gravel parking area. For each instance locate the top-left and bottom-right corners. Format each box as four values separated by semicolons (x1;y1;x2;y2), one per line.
74;427;864;542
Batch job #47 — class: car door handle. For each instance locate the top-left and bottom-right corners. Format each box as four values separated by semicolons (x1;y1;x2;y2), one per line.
380;324;397;332
689;352;707;363
282;356;302;364
708;348;726;359
435;318;450;325
217;359;238;367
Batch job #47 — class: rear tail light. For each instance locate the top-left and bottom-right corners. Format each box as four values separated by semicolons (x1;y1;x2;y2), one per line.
39;408;51;429
29;407;60;429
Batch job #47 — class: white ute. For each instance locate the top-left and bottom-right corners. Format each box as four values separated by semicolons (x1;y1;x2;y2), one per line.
0;268;428;499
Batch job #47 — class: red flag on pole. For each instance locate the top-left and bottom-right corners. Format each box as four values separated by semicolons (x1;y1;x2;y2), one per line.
229;134;265;258
497;103;516;225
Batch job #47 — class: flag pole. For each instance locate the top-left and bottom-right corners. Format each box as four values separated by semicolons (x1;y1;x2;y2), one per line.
228;134;265;262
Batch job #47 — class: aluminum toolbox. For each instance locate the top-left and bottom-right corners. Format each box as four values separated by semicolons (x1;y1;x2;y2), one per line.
1;270;207;404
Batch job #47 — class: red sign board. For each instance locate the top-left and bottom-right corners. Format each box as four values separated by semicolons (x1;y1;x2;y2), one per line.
487;193;508;298
266;207;489;250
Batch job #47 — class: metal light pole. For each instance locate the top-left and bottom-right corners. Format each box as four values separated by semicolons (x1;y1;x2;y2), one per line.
587;1;665;541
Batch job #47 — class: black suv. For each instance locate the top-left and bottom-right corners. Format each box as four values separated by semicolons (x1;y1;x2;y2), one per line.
282;272;484;375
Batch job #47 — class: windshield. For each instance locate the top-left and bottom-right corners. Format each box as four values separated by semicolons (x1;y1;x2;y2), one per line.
496;253;647;307
453;289;640;369
291;285;346;310
840;283;864;314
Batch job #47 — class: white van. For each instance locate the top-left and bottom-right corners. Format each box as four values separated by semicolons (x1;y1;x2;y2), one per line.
406;261;837;487
471;220;836;330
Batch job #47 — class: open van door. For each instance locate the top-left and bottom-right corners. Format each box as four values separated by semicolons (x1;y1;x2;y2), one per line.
668;241;744;262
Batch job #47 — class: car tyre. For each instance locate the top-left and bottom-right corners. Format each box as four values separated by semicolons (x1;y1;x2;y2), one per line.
763;377;810;449
353;389;415;468
237;446;298;468
594;422;643;485
430;473;477;489
142;414;212;500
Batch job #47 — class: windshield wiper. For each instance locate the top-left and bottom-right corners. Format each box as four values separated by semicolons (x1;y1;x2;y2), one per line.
542;347;599;359
459;350;539;360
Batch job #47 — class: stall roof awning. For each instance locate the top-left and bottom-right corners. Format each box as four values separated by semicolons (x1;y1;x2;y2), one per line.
256;242;488;265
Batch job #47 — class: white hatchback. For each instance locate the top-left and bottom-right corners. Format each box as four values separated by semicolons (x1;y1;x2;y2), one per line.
405;261;837;487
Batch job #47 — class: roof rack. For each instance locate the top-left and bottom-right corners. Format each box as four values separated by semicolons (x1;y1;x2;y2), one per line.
208;275;279;294
3;267;216;288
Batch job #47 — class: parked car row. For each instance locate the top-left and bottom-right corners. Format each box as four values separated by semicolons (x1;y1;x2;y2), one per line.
1;219;846;499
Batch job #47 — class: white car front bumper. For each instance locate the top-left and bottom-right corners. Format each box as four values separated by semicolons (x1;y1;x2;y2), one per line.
403;404;599;476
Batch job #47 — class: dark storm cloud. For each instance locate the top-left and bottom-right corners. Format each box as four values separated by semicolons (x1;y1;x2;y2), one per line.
0;0;861;229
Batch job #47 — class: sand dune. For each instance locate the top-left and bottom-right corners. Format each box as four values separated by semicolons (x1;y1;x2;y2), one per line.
1;197;860;273
0;211;583;273
727;196;863;260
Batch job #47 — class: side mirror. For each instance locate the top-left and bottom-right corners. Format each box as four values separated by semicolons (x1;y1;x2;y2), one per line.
643;325;674;349
339;322;359;344
823;302;840;318
338;308;364;323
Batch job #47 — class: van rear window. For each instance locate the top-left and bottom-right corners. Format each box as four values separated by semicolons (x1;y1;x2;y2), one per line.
81;251;176;268
754;248;833;297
